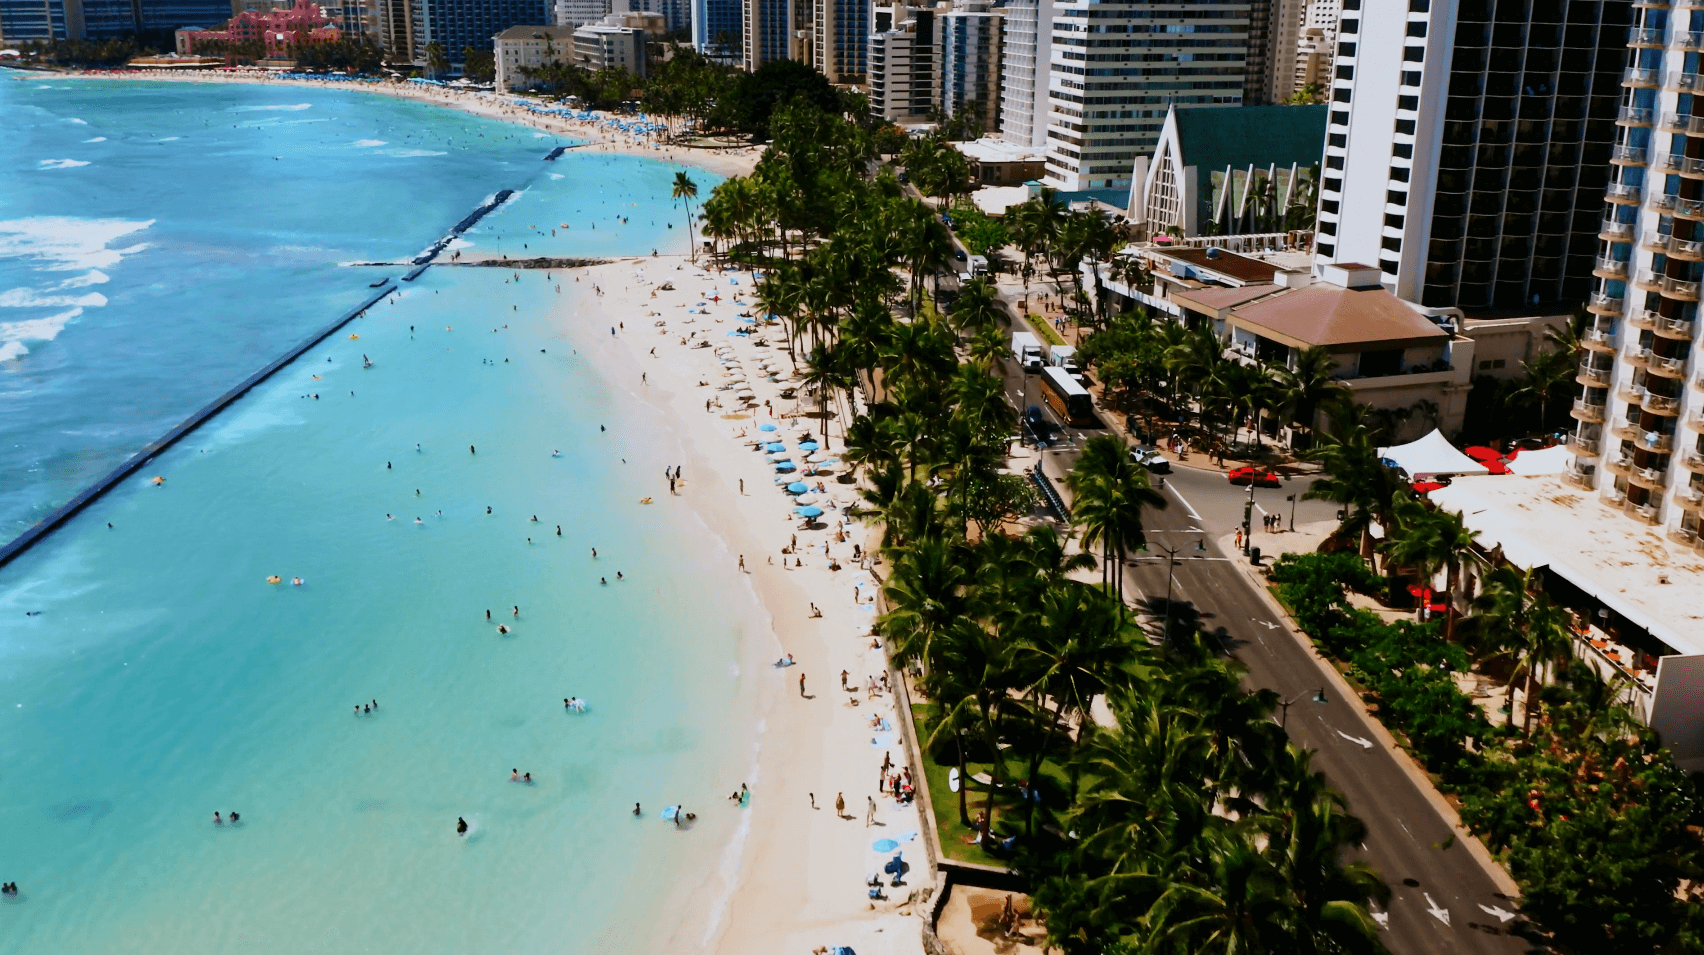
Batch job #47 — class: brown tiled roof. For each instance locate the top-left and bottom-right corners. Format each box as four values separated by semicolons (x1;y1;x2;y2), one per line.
1164;247;1278;284
1231;285;1448;348
1176;283;1282;311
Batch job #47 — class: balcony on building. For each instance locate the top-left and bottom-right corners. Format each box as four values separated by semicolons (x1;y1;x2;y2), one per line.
1607;449;1635;473
1663;276;1702;301
1629;308;1661;330
1578;357;1615;385
1605;180;1643;204
1654;314;1697;340
1584;325;1619;351
1681;30;1704;52
1564;459;1598;487
1649;352;1691;378
1594;255;1631;279
1634;269;1665;291
1678;197;1704;220
1569;426;1604;456
1669;235;1704;261
1588;290;1626;316
1611;144;1650;165
1643;391;1683;415
1628;66;1663;87
1684;448;1704;473
1572;396;1609;422
1639;428;1676;453
1667;69;1704;91
1601;218;1636;241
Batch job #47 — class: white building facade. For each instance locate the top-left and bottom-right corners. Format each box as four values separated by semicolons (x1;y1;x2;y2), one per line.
868;4;937;123
572;14;648;75
493;23;576;90
1042;0;1249;192
996;0;1052;150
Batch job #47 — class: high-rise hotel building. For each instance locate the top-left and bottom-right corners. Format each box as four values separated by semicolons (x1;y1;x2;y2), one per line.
1580;0;1704;544
1042;0;1250;192
1313;0;1627;311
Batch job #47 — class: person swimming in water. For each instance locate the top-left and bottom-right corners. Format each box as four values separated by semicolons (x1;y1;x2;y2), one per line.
633;803;641;816
214;812;223;825
457;817;469;835
487;506;493;514
497;624;510;634
511;769;520;781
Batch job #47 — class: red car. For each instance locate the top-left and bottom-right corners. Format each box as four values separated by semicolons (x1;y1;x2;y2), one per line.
1228;467;1282;488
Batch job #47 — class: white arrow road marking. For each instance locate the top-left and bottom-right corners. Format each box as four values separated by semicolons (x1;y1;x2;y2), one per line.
1335;729;1373;749
1424;893;1451;926
1257;620;1279;630
1370;907;1389;929
1477;903;1516;923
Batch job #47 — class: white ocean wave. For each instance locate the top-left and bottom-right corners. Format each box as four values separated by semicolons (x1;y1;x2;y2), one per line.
0;288;107;308
230;103;312;112
0;217;154;272
353;139;386;148
83;136;106;143
549;173;564;180
0;307;81;362
38;159;90;169
155;136;181;142
380;148;447;157
58;269;109;287
68;117;87;124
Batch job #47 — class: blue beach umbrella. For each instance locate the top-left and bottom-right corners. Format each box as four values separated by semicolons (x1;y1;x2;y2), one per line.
795;505;823;518
872;839;899;852
775;462;796;472
765;442;786;452
787;482;810;493
798;441;820;451
758;423;778;432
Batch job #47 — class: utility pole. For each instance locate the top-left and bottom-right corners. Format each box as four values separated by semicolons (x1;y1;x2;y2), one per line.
1287;492;1297;532
1241;480;1255;556
1134;538;1206;641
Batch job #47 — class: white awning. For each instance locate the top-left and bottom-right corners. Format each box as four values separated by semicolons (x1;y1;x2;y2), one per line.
1506;444;1570;476
1378;428;1490;477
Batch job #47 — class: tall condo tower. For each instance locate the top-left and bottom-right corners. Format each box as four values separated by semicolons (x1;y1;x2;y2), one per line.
1312;0;1628;311
742;0;795;69
1573;0;1704;542
940;0;1002;133
1043;0;1250;192
997;0;1053;149
811;0;869;82
692;0;741;55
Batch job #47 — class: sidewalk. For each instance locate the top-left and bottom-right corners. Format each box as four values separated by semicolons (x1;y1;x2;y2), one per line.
1217;530;1522;899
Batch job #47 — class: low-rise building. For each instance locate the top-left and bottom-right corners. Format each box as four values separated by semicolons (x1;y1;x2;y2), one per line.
493;24;576;91
953;138;1044;187
572;13;647;76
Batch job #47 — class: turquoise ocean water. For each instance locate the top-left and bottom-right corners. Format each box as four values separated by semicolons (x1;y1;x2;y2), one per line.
0;75;762;954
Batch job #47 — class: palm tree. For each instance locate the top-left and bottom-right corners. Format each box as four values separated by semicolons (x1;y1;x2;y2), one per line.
1473;566;1575;733
672;171;699;261
1304;420;1400;562
1272;346;1341;448
1068;436;1166;602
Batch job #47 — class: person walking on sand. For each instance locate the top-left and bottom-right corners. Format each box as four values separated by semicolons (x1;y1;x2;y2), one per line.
738;555;745;572
798;672;806;697
866;796;877;827
835;792;845;818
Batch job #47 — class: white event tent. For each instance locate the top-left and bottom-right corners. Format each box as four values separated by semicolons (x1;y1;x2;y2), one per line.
1377;429;1490;478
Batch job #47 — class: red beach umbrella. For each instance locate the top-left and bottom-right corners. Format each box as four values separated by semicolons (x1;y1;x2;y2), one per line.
1464;446;1502;461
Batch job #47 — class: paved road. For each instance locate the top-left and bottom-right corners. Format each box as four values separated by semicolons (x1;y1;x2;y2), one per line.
993;358;1528;954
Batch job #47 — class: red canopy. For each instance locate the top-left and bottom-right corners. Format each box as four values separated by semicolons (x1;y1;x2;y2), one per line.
1412;481;1446;493
1463;446;1503;461
1484;460;1512;474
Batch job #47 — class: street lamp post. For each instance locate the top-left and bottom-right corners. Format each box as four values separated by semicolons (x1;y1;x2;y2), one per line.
1278;687;1329;729
1241;480;1255;556
1287;492;1297;532
1136;538;1206;641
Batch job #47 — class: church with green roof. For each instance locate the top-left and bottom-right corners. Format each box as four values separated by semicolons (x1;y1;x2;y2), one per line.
1128;104;1327;239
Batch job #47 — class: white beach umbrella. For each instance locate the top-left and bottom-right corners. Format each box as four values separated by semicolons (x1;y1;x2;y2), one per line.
793;493;818;505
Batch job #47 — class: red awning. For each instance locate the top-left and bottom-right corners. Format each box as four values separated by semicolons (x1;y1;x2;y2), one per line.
1463;446;1503;461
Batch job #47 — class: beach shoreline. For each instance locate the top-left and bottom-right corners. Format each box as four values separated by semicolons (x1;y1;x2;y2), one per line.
33;67;763;180
565;256;931;955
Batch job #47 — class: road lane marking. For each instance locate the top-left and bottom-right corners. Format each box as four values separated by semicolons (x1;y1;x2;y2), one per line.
1165;483;1201;520
1370;907;1389;929
1424;893;1451;926
1478;903;1516;923
1335;730;1374;750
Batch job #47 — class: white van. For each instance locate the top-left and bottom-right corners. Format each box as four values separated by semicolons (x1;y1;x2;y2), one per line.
1011;331;1044;371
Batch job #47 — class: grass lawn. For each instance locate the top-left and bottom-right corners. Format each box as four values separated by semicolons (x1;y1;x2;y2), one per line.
912;706;1074;867
1025;313;1066;347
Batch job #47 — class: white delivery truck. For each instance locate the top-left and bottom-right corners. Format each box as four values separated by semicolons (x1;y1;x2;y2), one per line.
1011;331;1044;371
1048;344;1081;376
967;254;989;276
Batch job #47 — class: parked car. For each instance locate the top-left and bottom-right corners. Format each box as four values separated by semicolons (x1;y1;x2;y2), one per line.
1129;447;1171;473
1227;466;1281;488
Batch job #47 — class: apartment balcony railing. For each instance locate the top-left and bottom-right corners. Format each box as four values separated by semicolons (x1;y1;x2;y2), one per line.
1681;30;1704;51
1652;192;1680;213
1627;345;1654;368
1605;181;1642;203
1564;462;1598;488
1600;218;1635;241
1632;465;1670;490
1668;70;1704;91
1644;392;1682;414
1584;326;1618;350
1623;379;1650;403
1677;197;1704;220
1640;430;1676;452
1630;26;1668;46
1614;416;1645;441
1680;156;1704;178
1661;111;1692;133
1678;484;1704;510
1593;255;1630;279
1578;360;1614;384
1670;236;1704;260
1663;276;1702;300
1655;314;1697;340
1634;268;1665;290
1628;66;1663;87
1589;291;1626;315
1572;398;1609;422
1607;451;1635;473
1612;144;1650;165
1684;450;1704;473
1629;308;1660;330
1680;0;1704;9
1630;500;1662;523
1651;353;1691;377
1569;431;1602;455
1689;406;1704;429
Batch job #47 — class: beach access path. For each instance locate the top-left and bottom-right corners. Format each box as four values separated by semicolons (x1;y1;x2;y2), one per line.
57;69;763;180
567;255;932;955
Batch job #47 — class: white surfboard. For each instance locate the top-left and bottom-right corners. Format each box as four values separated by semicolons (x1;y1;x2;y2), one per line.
948;768;960;793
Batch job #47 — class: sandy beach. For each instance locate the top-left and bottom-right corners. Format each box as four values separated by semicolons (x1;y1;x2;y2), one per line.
48;68;764;179
566;256;933;955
